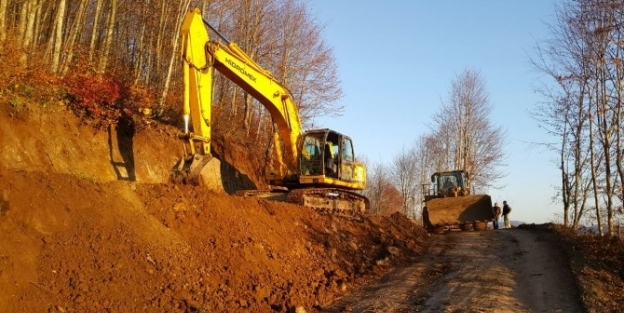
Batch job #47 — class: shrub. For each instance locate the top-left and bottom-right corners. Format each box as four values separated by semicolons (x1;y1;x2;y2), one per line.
64;74;122;129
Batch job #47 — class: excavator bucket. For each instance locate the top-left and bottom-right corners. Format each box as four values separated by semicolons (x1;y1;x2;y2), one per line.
423;194;493;231
170;155;224;192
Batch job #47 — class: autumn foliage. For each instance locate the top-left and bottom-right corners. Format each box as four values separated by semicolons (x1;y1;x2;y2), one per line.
64;74;121;128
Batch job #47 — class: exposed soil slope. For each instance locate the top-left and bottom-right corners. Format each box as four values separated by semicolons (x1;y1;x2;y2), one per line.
0;103;428;313
2;101;624;313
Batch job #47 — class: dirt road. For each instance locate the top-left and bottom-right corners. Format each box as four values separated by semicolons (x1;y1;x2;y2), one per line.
321;228;585;313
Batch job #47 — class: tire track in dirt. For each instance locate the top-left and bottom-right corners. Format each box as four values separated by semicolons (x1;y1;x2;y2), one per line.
320;229;584;313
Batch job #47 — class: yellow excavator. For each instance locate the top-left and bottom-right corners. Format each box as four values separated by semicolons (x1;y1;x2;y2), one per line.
171;9;368;213
422;170;493;232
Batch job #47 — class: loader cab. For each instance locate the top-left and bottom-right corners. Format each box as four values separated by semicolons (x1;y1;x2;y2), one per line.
299;129;354;181
432;170;469;197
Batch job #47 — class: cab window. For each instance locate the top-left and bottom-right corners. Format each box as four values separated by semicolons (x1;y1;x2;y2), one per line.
302;135;322;160
341;138;354;162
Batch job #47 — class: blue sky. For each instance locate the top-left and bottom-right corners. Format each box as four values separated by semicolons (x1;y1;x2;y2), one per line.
309;0;561;224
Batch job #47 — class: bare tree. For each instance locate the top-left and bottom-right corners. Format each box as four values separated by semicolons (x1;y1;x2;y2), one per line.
96;0;117;74
532;0;624;234
390;146;420;217
17;0;40;66
530;8;594;229
430;69;506;191
157;0;192;113
412;135;438;221
363;160;387;215
232;0;274;133
60;0;88;75
88;0;104;64
275;0;344;125
363;160;404;216
47;0;66;74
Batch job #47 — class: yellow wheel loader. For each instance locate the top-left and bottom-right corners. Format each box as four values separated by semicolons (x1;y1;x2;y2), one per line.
170;9;368;214
422;170;493;232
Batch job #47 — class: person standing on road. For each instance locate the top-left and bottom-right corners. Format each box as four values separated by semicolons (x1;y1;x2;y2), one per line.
492;202;502;229
502;200;512;228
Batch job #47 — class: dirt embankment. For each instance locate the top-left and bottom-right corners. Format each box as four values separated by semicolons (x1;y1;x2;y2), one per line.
0;103;428;312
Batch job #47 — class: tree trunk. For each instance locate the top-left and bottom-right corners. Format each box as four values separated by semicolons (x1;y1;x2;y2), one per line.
18;0;39;66
589;91;603;236
154;0;168;85
89;0;104;63
243;93;252;132
561;133;569;227
132;0;150;84
157;0;192;114
97;0;117;75
61;0;88;75
49;0;67;74
0;0;8;42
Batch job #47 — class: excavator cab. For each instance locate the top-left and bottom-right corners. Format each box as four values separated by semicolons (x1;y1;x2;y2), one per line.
298;129;351;181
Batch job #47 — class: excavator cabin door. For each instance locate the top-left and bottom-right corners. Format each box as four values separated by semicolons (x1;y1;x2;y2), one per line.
339;137;355;182
299;130;356;183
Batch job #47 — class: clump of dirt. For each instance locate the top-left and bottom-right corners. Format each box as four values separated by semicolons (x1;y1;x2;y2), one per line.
0;100;428;312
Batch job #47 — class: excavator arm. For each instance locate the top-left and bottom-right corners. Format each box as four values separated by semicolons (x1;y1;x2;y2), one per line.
179;9;301;180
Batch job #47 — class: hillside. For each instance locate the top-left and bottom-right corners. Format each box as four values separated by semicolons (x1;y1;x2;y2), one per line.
0;101;429;312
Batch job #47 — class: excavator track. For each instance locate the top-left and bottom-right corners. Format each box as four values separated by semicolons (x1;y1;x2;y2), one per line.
234;189;288;201
284;188;369;215
234;188;369;215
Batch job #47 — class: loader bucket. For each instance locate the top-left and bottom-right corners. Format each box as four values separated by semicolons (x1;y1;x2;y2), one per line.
423;194;493;229
170;154;224;191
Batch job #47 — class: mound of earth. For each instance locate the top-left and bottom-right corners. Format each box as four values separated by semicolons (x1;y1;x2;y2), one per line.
0;102;428;312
